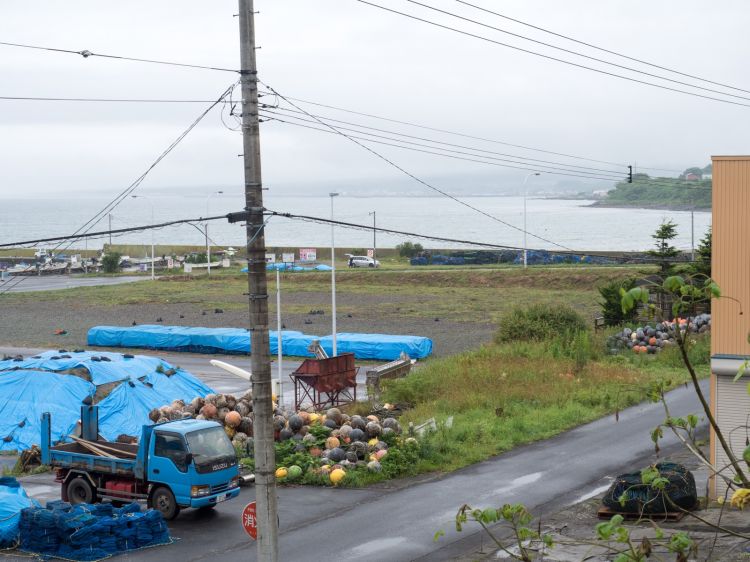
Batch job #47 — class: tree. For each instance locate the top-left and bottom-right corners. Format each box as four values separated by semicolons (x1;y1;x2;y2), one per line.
692;228;712;277
682;166;704;177
396;241;424;258
646;220;680;275
101;252;121;273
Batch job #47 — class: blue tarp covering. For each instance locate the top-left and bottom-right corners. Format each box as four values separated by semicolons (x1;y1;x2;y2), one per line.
241;263;333;272
317;333;433;361
87;325;433;360
88;325;305;355
0;478;39;547
0;370;94;452
0;351;214;450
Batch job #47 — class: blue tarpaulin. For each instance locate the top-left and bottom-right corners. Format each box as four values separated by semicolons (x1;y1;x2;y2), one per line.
0;478;39;547
87;325;433;360
0;370;94;452
0;351;214;450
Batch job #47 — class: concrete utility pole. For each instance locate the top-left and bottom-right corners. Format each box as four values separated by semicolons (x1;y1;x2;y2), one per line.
691;210;695;262
238;1;278;560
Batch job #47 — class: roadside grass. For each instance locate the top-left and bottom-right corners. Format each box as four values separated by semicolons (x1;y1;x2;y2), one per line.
381;333;708;475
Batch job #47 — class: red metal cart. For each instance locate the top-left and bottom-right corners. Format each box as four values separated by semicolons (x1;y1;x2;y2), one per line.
290;353;358;411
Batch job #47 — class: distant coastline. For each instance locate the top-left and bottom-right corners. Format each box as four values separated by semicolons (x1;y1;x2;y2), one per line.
588;201;711;212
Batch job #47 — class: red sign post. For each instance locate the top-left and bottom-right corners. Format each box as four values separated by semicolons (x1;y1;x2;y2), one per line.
242;501;257;540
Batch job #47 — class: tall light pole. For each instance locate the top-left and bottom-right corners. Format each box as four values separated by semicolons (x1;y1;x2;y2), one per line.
369;211;376;261
330;192;340;356
205;190;223;276
522;172;540;269
131;195;154;280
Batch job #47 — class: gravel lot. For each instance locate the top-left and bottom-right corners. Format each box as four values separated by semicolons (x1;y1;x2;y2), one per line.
0;288;496;358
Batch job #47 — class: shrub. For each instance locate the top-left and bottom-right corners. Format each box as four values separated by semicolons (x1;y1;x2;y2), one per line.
597;278;638;326
495;303;588;343
101;252;121;273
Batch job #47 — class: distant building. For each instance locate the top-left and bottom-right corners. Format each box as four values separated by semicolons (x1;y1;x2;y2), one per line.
703;172;713;180
592;189;611;198
685;172;701;181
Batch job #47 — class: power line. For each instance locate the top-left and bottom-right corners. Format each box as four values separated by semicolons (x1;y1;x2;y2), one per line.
0;41;238;73
258;90;683;174
404;0;750;103
258;90;630;168
0;95;234;103
0;215;229;249
262;105;626;176
261;110;624;181
266;210;694;264
354;0;750;109
455;0;750;96
258;80;577;252
0;84;236;295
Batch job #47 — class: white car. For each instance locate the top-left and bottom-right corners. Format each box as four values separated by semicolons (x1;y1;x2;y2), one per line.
347;256;380;268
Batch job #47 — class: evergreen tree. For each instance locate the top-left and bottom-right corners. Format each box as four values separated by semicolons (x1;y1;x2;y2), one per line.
647;220;680;275
693;228;712;277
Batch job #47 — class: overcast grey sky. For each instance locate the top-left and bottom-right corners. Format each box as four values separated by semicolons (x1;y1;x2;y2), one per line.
0;0;747;198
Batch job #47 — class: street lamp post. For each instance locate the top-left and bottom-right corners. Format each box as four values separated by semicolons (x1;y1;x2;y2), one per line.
330;192;340;356
369;211;376;262
522;172;541;269
205;190;223;276
131;195;155;280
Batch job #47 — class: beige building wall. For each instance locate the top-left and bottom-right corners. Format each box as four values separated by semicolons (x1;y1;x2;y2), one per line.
710;155;750;497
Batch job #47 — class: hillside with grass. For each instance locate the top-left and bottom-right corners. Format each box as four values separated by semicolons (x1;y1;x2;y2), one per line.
595;167;712;211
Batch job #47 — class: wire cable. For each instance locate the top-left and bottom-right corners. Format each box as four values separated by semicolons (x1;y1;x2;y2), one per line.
258;90;682;174
261;110;625;180
404;0;750;103
262;105;627;176
455;0;750;96
258;81;585;251
0;95;234;103
0;41;239;73
354;0;750;109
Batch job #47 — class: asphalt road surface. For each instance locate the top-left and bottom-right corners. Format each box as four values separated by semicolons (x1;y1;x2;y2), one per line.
4;341;707;562
0;275;144;293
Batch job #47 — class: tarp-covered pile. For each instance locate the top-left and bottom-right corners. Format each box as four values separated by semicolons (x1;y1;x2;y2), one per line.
0;350;214;451
0;477;39;548
19;501;170;561
88;325;433;360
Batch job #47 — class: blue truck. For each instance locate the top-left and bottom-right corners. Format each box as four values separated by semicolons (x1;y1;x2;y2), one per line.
41;406;241;519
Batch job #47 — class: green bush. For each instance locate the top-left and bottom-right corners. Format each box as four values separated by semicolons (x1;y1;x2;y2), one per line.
101;252;121;273
597;278;638;326
495;303;588;343
396;241;424;258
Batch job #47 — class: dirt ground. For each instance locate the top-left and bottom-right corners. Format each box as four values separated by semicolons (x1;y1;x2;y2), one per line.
0;291;496;358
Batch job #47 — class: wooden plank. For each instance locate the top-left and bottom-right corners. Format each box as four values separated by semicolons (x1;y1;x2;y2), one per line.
68;435;117;458
597;505;686;522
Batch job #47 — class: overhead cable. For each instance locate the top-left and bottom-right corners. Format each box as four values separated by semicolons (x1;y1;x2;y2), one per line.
354;0;750;109
0;40;238;73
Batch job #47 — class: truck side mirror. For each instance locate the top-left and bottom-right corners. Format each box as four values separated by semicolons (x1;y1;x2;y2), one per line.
185;453;193;466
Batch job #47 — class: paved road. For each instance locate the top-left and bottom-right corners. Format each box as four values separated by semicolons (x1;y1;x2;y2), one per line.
6;356;706;562
0;275;145;293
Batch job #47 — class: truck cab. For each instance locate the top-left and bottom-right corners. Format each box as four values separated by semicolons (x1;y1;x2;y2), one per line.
42;407;240;520
143;420;241;518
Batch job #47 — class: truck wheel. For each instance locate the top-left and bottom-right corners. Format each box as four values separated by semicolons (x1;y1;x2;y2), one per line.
150;486;180;520
67;477;95;505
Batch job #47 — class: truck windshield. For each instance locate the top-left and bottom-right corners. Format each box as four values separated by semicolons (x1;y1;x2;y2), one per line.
186;426;236;468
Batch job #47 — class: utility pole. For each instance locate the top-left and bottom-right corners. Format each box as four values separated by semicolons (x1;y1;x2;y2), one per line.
369;211;376;261
108;214;112;247
691;210;695;261
238;1;278;560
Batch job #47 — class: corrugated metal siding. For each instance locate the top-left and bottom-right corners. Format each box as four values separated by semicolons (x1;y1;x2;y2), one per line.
715;375;750;497
711;156;750;497
711;157;750;356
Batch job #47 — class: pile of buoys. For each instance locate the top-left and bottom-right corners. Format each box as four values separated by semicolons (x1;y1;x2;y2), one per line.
608;314;711;354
